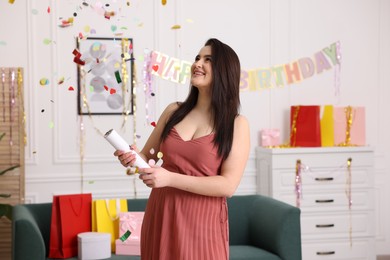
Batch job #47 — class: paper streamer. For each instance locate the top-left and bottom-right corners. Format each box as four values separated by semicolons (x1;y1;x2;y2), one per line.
295;159;302;208
346;157;352;247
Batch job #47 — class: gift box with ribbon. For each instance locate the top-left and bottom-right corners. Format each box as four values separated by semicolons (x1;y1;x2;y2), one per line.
259;129;280;147
115;212;144;256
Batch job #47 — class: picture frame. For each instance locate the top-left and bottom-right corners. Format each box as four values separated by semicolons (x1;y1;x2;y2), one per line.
76;37;134;115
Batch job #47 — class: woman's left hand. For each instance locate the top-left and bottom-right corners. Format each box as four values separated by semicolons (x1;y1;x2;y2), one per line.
138;166;171;188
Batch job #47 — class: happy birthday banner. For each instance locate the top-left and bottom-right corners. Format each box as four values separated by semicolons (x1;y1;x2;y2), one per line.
146;41;341;92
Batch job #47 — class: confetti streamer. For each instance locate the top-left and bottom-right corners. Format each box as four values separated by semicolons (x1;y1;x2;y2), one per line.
295;159;302;208
1;69;5;122
346;157;352;247
334;41;342;97
17;68;27;145
143;49;155;125
119;230;131;242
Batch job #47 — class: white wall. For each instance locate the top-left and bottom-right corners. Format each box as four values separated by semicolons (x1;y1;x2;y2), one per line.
1;0;389;255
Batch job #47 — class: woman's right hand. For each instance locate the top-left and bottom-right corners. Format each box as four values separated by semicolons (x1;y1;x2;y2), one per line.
113;144;138;168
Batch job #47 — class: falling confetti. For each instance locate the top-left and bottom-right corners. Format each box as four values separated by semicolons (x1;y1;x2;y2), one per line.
157;152;163;159
43;38;52;45
171;24;181;30
68;86;74;91
39;78;49;86
162;0;167;5
49;121;54;128
115;71;122;83
151;122;156;127
57;76;65;85
84;25;91;33
152;65;159;72
47;6;51;13
59;17;74;28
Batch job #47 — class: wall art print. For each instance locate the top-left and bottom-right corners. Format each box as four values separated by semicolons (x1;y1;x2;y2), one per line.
77;37;134;115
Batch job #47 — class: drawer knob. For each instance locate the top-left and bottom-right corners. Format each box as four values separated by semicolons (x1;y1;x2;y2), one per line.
316;251;335;255
315;199;334;203
315;177;334;181
316;224;335;228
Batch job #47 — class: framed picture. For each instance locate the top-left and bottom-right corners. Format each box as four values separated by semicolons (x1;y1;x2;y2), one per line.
76;37;134;115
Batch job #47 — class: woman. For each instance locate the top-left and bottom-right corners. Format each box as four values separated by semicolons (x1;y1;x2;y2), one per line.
114;38;250;260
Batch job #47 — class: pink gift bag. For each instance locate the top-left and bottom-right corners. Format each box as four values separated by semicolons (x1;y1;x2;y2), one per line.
259;129;280;147
334;106;366;146
115;212;144;256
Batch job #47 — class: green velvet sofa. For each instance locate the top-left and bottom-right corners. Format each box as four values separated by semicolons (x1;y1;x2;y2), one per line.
12;194;301;260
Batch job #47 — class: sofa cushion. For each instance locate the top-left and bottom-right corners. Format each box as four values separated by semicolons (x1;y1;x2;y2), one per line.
230;245;281;260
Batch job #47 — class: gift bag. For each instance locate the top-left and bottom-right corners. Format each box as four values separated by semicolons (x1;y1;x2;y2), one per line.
115;212;145;256
92;198;128;252
49;193;92;258
320;105;335;147
290;105;321;147
259;129;280;147
334;106;366;146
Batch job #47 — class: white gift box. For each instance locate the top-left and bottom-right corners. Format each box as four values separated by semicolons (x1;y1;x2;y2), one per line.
78;232;111;260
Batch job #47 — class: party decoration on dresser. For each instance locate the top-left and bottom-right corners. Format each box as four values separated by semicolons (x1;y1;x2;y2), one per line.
320;105;335;147
290;105;321;147
145;41;341;92
295;160;302;208
334;106;366;146
294;158;354;245
259;129;280;147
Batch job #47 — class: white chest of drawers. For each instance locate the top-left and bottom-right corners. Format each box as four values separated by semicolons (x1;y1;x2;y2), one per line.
255;146;375;260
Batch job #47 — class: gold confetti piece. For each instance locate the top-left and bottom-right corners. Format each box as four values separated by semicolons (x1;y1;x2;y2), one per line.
171;24;181;30
157;152;163;159
162;0;167;5
84;25;91;33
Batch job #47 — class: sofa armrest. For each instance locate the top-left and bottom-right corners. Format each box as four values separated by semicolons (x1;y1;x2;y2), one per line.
249;195;302;260
12;205;46;260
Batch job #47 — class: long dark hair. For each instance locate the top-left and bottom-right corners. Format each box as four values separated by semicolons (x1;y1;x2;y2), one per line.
161;38;241;160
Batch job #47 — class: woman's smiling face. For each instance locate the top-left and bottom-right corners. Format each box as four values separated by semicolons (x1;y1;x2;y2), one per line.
190;45;213;89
